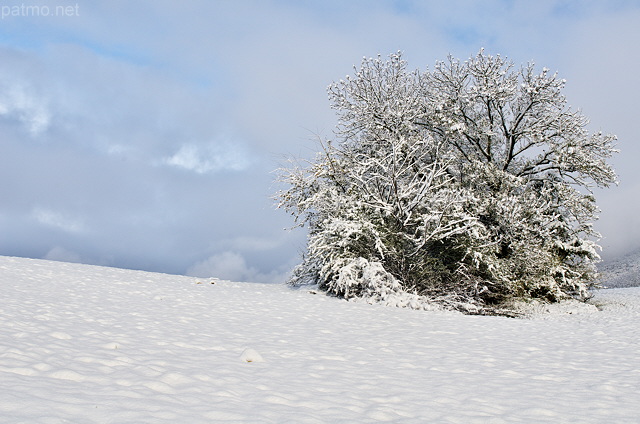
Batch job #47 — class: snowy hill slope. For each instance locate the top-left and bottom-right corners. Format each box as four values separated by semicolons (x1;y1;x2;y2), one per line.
599;247;640;288
1;256;639;423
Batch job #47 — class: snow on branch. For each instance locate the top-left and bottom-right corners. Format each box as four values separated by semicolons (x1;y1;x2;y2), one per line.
276;50;618;314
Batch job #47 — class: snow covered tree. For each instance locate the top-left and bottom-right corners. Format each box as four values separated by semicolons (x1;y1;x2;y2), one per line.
276;51;617;313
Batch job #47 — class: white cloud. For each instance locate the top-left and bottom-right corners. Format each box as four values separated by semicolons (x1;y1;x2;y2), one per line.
187;251;253;282
164;142;251;174
186;251;291;284
44;246;83;263
32;208;86;234
0;82;51;135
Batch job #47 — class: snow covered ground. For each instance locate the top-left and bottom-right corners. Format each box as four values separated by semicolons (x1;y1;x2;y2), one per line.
1;256;639;423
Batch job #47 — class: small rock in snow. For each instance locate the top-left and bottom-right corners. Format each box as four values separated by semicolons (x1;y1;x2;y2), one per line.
240;348;264;363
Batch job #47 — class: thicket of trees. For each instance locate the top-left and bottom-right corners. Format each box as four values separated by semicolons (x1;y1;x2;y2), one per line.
277;51;617;313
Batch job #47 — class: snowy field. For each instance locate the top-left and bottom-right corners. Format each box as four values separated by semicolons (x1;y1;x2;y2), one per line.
1;256;639;423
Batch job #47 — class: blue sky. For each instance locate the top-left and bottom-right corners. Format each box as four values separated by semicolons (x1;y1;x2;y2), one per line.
1;0;639;281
